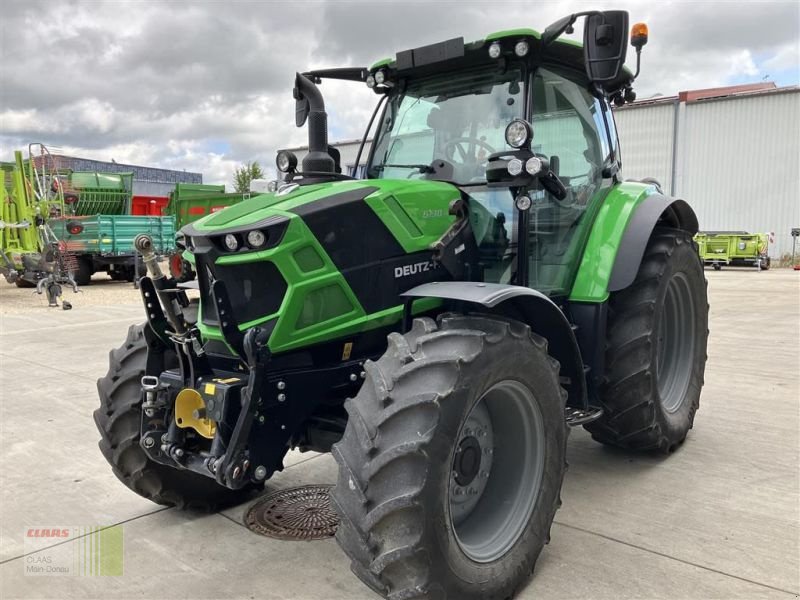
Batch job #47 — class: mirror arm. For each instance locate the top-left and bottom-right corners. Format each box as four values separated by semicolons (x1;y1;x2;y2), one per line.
632;47;642;79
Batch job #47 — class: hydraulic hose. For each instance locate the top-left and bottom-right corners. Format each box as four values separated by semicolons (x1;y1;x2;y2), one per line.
134;234;187;334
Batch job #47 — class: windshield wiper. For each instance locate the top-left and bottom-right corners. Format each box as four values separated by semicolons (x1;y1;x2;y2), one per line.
372;163;434;174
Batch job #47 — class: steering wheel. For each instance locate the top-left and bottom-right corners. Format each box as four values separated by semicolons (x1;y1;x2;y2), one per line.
443;137;497;166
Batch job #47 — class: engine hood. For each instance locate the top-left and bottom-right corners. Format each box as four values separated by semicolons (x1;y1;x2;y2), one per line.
187;178;459;236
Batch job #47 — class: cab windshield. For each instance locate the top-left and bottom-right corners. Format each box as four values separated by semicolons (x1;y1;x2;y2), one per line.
368;67;524;185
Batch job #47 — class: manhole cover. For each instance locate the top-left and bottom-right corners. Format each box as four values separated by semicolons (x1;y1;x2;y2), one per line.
245;484;339;540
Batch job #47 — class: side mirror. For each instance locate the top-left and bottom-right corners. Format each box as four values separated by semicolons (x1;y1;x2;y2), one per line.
583;10;629;83
294;92;309;127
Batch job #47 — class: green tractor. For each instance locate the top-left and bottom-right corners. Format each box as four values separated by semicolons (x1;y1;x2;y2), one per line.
96;10;708;599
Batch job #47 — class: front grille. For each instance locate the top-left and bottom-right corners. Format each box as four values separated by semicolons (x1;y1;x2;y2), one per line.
197;257;287;326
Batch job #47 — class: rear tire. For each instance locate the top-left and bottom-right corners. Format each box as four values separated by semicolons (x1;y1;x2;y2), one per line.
94;324;253;509
759;257;770;271
73;257;93;286
15;278;35;288
332;315;567;600
585;228;708;453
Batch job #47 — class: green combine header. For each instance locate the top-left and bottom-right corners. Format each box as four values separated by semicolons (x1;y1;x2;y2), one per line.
695;231;770;270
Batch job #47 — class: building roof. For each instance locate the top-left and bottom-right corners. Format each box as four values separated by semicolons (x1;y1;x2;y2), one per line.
32;153;202;184
678;82;776;102
617;81;797;110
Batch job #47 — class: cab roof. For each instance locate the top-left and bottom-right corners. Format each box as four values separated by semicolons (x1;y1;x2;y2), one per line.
368;28;632;88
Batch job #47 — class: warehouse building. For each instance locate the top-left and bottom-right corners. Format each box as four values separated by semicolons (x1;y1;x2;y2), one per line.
34;153;202;198
286;82;799;258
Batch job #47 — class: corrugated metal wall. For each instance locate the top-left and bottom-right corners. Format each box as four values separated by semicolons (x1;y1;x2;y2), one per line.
614;89;800;257
317;89;799;257
614;101;676;194
678;91;800;257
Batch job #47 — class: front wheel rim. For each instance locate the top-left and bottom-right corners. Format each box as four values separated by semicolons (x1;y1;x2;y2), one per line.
449;380;545;563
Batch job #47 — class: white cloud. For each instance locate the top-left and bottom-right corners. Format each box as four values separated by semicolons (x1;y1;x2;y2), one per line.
728;49;759;77
762;42;800;72
1;0;798;188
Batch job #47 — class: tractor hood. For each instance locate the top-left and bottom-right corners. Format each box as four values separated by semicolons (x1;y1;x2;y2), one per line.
184;177;461;353
186;178;459;242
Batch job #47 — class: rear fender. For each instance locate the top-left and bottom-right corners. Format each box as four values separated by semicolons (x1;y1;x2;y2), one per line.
609;195;698;292
402;282;587;408
570;181;698;302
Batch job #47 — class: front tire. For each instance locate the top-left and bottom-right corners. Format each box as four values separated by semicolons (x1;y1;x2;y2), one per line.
585;228;708;453
94;324;253;509
332;315;567;600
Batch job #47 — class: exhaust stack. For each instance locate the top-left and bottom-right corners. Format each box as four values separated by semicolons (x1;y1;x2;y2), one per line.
294;73;335;174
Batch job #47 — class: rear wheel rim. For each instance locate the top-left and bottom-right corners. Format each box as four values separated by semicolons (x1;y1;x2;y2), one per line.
656;272;696;413
449;380;545;563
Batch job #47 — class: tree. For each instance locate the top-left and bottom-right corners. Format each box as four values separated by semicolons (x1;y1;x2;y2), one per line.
233;161;265;193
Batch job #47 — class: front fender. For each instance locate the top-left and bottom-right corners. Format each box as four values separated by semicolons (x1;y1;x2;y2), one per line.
402;282;587;408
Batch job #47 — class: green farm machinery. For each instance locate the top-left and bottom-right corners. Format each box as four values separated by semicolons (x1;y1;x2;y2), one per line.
96;11;708;599
695;231;770;270
1;145;82;305
1;144;176;291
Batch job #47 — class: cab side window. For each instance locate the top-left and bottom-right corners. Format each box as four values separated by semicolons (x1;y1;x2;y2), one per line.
524;67;611;295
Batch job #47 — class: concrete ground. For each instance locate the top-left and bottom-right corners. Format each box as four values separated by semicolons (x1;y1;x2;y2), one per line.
0;269;798;599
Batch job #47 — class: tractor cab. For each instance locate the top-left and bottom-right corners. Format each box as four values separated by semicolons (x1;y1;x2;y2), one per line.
279;9;646;297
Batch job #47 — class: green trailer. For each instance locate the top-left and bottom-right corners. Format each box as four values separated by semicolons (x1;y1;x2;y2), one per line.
165;183;254;281
49;214;176;284
695;231;770;270
55;169;174;285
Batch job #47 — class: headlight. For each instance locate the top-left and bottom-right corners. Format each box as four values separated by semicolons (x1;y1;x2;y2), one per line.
276;150;297;173
488;42;502;59
515;195;532;211
505;119;532;148
375;70;385;84
366;74;376;88
247;230;267;248
514;40;529;57
223;234;239;252
267;180;278;193
525;156;542;175
507;158;523;176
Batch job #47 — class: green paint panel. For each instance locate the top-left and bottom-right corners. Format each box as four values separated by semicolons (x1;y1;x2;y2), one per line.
293;245;325;272
193;179;457;353
296;283;355;329
370;57;394;70
363;180;458;253
569;181;655;303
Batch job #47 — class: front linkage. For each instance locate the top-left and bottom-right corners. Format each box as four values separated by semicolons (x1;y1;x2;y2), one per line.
133;234;368;491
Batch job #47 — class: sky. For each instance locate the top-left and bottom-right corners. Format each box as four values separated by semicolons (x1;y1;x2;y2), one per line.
1;0;798;186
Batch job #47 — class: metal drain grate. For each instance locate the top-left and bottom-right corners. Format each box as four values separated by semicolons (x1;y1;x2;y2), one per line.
245;484;339;540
